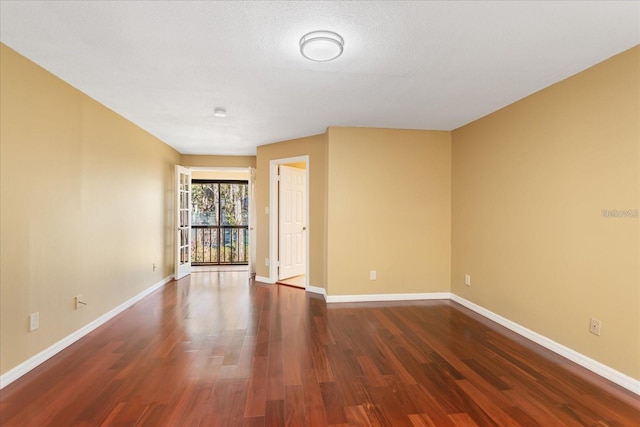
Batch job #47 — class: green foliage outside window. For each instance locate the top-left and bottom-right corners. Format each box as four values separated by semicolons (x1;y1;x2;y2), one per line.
191;181;249;264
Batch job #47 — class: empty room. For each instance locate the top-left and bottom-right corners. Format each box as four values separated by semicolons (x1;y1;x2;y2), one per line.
0;1;638;426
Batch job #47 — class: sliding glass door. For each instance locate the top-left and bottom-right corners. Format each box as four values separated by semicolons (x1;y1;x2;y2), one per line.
191;180;249;265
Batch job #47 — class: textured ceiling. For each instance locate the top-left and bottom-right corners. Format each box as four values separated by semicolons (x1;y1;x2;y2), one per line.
1;1;638;155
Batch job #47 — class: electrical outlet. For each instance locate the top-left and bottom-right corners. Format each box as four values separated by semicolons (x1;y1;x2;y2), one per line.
153;263;157;272
29;312;39;332
369;270;377;280
265;258;270;266
465;274;471;286
589;318;601;336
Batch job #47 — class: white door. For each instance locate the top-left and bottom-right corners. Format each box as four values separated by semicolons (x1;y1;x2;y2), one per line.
175;165;192;280
278;165;306;280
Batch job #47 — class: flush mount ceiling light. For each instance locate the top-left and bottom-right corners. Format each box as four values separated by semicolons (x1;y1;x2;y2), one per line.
299;30;344;62
213;108;226;118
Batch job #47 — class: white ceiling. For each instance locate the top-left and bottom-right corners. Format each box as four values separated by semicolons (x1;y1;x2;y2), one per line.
1;1;638;156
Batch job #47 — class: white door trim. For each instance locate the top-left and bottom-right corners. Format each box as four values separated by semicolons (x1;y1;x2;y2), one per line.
269;156;310;287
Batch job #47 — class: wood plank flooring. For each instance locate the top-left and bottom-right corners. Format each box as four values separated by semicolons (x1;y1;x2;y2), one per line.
1;272;638;426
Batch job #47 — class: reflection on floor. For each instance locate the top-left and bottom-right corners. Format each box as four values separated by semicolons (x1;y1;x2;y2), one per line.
277;275;305;288
2;271;637;426
192;265;249;273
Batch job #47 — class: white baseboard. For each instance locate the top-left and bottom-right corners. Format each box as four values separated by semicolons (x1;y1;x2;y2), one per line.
450;294;640;396
306;285;327;298
0;275;174;390
255;275;275;284
325;292;451;303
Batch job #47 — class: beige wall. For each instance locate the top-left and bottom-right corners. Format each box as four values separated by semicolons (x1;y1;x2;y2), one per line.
3;37;637;386
286;162;307;170
326;127;451;296
0;44;181;375
255;134;328;288
181;154;255;168
451;46;640;380
191;170;249;181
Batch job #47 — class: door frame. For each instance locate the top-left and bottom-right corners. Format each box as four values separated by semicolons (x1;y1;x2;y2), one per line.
269;156;309;287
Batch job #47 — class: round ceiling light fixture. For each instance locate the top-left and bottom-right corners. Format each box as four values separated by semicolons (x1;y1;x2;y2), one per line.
213;108;226;118
299;30;344;62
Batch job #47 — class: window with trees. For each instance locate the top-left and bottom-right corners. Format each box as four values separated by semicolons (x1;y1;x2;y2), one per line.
191;180;249;264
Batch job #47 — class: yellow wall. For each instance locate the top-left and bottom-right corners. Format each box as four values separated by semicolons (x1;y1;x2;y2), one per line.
191;170;249;181
286;162;307;170
181;154;255;168
3;37;638;386
326;127;451;296
255;134;328;288
451;46;640;380
0;44;181;375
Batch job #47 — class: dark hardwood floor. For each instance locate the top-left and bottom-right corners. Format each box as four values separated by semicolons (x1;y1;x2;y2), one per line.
1;272;638;426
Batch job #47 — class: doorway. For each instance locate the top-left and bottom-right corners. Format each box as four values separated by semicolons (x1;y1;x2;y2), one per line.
191;180;249;266
175;167;256;279
269;156;309;288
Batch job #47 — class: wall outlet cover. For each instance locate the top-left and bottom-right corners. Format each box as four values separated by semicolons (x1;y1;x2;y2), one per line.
29;312;39;332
